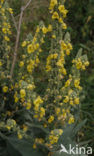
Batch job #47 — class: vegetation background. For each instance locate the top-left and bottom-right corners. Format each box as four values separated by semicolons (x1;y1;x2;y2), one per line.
6;0;94;153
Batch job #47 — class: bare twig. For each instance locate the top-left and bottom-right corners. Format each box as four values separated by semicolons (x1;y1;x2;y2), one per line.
11;13;17;31
23;0;32;10
10;0;32;79
10;8;23;78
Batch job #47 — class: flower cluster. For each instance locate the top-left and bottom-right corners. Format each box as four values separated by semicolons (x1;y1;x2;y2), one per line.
0;0;89;152
0;0;12;43
48;129;63;144
0;0;12;83
49;0;68;29
72;57;89;70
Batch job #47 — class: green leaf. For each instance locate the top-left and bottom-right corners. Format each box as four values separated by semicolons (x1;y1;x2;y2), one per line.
64;32;71;42
39;21;45;27
78;140;92;147
58;119;87;148
0;147;8;156
26;123;49;136
79;44;90;51
21;81;28;88
7;137;44;156
6;141;21;156
81;54;88;61
72;119;87;137
76;48;83;59
58;124;76;147
52;151;71;156
27;33;33;41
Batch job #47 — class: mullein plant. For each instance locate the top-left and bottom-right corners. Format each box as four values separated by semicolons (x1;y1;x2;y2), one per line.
0;0;89;152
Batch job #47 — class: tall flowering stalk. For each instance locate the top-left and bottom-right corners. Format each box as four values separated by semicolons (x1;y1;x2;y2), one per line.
18;0;89;148
0;0;89;153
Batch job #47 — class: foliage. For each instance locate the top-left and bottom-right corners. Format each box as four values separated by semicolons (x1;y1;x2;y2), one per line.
66;0;94;150
0;0;91;156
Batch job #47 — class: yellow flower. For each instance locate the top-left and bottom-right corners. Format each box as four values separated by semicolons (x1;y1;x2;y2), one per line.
0;61;2;66
1;8;5;14
27;44;34;53
27;84;35;90
62;23;67;29
42;26;48;34
58;5;68;17
35;138;44;144
4;36;10;41
35;56;40;64
56;60;62;67
63;96;69;103
18;132;23;139
20;89;26;98
6;119;16;130
34;96;43;106
26;102;31;110
67;43;73;50
19;61;24;67
2;27;7;34
66;49;70;55
52;12;59;20
76;59;82;69
46;65;52;71
3;86;8;93
62;109;66;113
27;64;33;73
82;65;86;70
40;107;45;118
53;136;58;143
65;79;72;87
33;143;37;149
34;43;39;50
48;115;54;123
70;100;74;105
22;41;27;47
23;125;28;132
49;0;57;11
68;89;73;95
68;116;74;124
48;24;52;32
36;26;40;33
6;125;11;130
49;134;58;144
33;114;38;118
58;17;63;23
59;67;67;75
61;41;67;50
53;53;58;59
74;98;79;105
40;38;44;43
84;61;89;67
8;8;13;14
59;129;63;135
14;97;19;103
44;124;47;128
1;0;4;4
52;34;56;39
56;107;60;115
39;48;42;52
74;79;80;88
58;5;65;12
